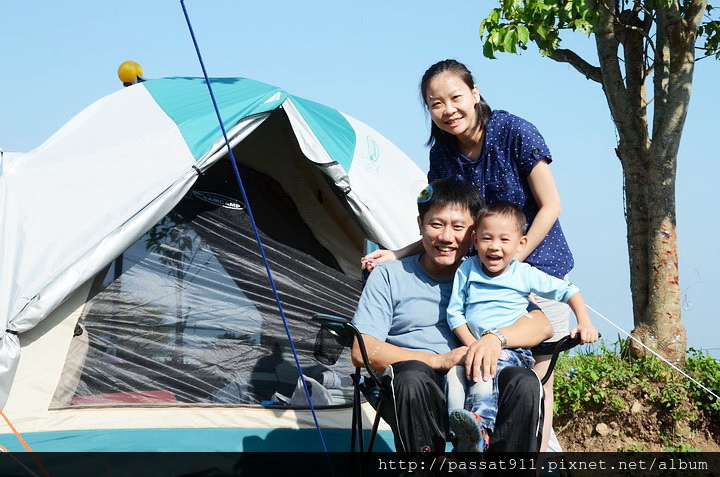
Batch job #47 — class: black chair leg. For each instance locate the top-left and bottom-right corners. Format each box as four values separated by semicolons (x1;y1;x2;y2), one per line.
362;399;383;475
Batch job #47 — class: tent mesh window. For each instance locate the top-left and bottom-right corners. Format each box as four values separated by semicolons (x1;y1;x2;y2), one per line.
50;162;362;408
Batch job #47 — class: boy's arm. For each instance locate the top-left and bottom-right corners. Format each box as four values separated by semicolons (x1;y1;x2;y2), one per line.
567;293;599;344
446;263;470;332
454;324;477;348
524;265;599;344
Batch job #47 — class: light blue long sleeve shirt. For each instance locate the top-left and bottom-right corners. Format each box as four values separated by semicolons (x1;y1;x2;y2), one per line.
447;258;580;337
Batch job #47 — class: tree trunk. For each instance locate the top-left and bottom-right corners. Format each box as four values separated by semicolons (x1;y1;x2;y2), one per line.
616;145;649;328
592;1;688;364
619;142;686;364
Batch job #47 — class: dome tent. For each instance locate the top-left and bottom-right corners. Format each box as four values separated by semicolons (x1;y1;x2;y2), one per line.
0;76;425;457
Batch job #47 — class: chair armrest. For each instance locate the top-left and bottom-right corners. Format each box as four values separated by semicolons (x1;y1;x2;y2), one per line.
312;313;383;387
531;333;601;385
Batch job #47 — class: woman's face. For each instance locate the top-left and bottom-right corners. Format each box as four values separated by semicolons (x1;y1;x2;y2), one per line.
425;72;480;138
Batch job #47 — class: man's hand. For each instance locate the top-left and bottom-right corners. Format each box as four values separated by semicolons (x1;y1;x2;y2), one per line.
432;346;468;374
464;334;503;382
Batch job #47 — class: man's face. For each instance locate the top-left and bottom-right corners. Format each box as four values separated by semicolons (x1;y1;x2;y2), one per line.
417;203;474;278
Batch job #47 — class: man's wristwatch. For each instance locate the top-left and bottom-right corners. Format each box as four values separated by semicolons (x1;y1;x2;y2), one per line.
481;328;507;348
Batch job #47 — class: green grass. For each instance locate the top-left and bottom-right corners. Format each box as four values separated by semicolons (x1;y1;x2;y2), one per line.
553;338;720;446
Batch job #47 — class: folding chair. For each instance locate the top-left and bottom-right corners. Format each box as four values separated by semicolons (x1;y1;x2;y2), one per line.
312;313;391;476
530;334;600;385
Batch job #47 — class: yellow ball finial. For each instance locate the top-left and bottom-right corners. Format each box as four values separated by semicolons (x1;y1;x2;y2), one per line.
118;61;144;85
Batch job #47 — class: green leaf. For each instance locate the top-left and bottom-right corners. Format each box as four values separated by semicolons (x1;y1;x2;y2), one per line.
479;19;488;37
575;19;591;34
490;29;502;47
517;25;530;44
504;28;519;53
537;23;549;40
483;40;497;59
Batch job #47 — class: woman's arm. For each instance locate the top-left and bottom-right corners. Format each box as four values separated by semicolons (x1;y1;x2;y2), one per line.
517;159;562;262
351;333;468;374
361;240;424;272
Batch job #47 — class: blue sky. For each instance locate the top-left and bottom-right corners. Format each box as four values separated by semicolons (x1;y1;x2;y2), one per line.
1;1;718;358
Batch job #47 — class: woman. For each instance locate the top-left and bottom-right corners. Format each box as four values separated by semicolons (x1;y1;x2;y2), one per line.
363;59;597;452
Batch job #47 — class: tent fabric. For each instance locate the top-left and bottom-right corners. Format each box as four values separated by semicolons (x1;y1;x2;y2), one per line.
50;161;360;408
0;151;25;177
0;75;426;411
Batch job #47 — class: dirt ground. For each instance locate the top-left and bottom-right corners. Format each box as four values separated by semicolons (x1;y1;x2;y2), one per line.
555;386;720;452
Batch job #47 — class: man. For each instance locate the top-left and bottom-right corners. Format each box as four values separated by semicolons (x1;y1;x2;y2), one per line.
352;177;553;457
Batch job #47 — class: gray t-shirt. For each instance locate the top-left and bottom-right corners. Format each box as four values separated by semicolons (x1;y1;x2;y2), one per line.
352;255;460;354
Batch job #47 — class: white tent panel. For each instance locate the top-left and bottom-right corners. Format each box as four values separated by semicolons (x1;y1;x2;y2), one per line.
1;85;196;331
0;85;199;408
344;114;427;249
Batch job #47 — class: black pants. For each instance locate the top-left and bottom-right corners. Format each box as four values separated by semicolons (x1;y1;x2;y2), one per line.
384;360;543;455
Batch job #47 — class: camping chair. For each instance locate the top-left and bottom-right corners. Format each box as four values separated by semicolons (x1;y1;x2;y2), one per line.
312;313;389;475
312;313;597;471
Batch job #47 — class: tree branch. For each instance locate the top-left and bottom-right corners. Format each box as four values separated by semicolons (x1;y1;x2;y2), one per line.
595;0;635;137
546;48;603;82
686;0;710;31
600;0;657;55
651;1;707;151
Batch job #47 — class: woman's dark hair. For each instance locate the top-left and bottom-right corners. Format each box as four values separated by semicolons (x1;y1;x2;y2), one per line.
417;177;484;221
420;59;492;147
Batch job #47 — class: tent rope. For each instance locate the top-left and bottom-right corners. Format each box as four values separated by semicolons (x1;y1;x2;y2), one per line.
0;412;49;477
587;304;720;401
179;1;334;473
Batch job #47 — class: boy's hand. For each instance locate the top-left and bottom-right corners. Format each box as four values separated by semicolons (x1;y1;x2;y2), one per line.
570;323;599;344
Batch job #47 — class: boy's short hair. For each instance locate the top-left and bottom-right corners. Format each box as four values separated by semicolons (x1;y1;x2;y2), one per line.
476;201;527;234
417;178;484;220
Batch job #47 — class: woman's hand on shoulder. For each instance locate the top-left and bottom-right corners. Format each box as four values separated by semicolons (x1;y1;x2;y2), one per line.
361;249;398;273
361;240;423;273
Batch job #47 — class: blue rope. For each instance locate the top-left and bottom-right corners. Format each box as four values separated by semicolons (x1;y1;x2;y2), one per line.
180;1;335;468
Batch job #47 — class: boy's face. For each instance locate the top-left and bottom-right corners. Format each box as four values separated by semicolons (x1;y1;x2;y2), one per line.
417;203;474;278
473;214;527;277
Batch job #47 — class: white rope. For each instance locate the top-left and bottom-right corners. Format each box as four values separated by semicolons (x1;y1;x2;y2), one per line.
586;303;720;402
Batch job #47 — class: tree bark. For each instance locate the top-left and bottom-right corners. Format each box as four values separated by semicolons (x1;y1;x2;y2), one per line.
565;0;691;364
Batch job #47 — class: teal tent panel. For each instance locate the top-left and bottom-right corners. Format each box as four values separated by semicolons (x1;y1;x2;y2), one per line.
143;77;287;160
288;96;356;171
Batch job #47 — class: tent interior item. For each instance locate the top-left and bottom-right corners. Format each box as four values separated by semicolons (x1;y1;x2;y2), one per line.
0;76;427;454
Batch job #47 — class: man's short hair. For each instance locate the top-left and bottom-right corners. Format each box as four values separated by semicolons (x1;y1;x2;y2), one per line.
417;177;484;220
476;201;527;234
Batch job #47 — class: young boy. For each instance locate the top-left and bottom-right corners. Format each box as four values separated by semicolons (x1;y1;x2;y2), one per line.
446;201;598;452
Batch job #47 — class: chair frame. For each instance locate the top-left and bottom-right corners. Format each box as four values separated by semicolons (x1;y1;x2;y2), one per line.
312;313;385;475
312;312;597;475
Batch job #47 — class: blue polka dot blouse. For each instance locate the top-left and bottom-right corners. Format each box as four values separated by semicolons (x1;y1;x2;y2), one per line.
428;110;574;278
